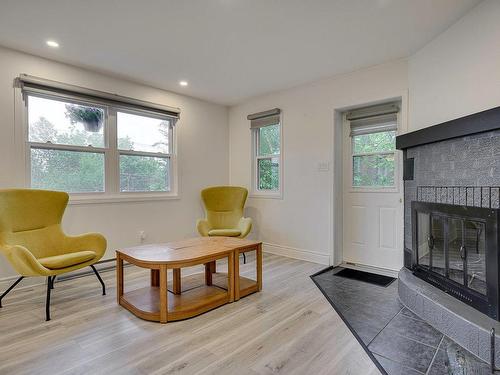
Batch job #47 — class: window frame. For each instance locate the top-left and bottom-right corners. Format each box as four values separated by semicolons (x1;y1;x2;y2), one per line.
22;90;178;204
251;122;283;199
349;115;399;193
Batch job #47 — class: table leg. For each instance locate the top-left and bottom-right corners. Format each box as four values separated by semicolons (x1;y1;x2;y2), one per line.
205;263;213;286
159;265;168;324
116;254;124;304
173;268;181;294
228;252;234;303
209;261;216;274
151;269;159;287
257;244;263;291
234;249;240;301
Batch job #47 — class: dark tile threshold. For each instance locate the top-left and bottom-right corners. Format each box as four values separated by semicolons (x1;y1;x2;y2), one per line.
311;266;490;375
310;266;389;375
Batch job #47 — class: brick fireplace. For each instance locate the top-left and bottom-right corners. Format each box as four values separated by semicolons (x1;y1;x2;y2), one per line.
397;107;500;319
396;107;500;365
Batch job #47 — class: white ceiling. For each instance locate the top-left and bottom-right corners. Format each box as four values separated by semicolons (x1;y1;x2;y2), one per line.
0;0;481;105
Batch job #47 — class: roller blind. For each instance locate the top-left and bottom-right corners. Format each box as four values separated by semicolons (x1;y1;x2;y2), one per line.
348;103;399;137
248;108;281;129
346;103;398;121
18;74;181;120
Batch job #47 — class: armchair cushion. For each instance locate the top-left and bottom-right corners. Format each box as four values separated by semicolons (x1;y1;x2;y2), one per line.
38;251;97;270
208;229;241;237
237;217;252;238
196;219;211;237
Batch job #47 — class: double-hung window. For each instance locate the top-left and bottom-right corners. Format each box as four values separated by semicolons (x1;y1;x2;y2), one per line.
28;95;107;193
116;111;173;192
248;108;282;197
22;75;179;200
348;104;399;189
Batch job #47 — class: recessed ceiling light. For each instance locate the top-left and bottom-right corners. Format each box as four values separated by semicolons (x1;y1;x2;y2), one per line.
179;80;188;87
46;40;59;48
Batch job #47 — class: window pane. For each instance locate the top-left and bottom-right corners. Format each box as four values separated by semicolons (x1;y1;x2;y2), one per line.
120;155;170;192
117;112;171;153
31;149;104;193
258;157;279;190
28;96;105;148
258;124;280;156
353;154;395;187
352;131;395;154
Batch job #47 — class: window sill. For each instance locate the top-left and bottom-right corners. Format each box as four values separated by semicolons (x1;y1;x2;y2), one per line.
68;193;180;205
249;191;283;200
349;187;399;194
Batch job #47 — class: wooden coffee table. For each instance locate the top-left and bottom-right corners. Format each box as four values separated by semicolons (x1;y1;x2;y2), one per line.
116;237;262;323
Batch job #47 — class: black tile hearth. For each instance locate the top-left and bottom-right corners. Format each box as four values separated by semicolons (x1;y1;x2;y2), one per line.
381;313;442;348
373;354;424;375
427;337;491;375
369;329;437;373
311;267;490;375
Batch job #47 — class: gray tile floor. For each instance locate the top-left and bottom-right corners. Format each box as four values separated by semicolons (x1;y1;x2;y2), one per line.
312;267;491;375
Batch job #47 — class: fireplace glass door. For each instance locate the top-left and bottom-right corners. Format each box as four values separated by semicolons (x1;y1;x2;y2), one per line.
412;201;499;320
416;212;487;296
416;213;446;276
448;217;464;286
465;220;486;295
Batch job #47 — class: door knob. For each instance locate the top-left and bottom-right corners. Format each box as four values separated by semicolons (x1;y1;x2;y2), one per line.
460;245;467;260
428;235;435;249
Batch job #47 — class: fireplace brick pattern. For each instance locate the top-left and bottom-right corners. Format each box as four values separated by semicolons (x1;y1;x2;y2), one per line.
404;129;500;251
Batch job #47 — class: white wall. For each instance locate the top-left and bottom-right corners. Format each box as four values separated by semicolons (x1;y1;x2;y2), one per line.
0;47;229;282
229;60;408;265
408;0;500;130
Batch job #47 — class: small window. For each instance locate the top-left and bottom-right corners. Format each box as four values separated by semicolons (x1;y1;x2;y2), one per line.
248;109;282;196
256;124;280;191
349;111;398;188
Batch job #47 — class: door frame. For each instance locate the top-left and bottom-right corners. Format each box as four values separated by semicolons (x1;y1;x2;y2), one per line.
331;91;409;277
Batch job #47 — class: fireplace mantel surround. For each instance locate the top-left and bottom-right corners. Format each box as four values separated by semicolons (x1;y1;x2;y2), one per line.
396;105;500;366
396;106;500;150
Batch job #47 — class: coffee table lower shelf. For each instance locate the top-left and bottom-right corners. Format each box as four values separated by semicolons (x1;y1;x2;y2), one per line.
119;272;258;322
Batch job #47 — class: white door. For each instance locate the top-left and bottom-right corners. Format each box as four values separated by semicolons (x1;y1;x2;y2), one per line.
342;109;404;272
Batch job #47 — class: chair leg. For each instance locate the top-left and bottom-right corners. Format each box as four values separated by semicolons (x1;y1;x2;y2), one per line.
90;265;106;296
242;252;246;264
50;275;56;289
0;276;24;308
46;276;52;321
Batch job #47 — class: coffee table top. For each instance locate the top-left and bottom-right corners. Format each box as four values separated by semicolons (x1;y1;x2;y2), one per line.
117;237;261;265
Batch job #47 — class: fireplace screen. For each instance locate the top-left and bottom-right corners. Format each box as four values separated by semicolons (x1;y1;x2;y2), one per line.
412;201;499;320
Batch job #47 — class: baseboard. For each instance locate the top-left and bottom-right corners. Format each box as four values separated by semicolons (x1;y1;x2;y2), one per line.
263;243;330;265
0;258;118;291
340;262;399;278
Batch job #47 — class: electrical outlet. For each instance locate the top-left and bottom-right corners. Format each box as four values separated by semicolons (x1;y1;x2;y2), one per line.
317;161;330;172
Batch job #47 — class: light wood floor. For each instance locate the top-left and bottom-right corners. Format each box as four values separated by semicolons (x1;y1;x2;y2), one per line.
0;253;379;375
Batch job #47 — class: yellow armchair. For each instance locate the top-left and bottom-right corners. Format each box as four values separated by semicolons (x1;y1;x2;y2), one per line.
197;186;252;262
0;189;107;321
